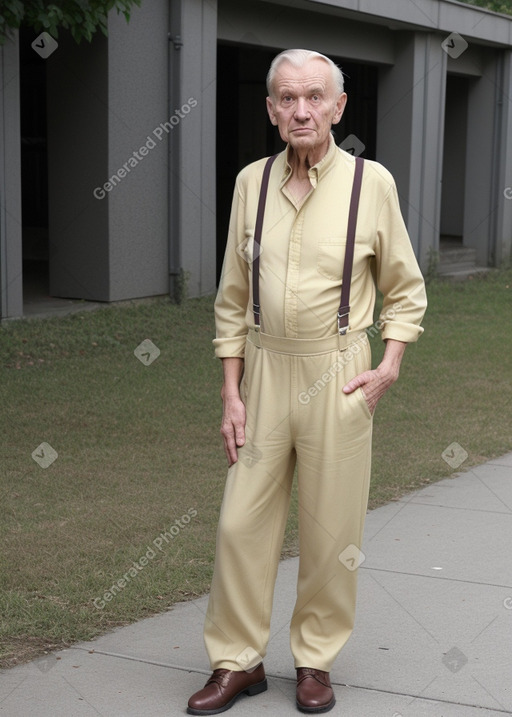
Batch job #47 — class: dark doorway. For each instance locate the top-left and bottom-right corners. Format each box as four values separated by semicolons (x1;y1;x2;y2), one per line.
334;61;378;159
215;43;378;280
19;27;50;308
440;74;469;246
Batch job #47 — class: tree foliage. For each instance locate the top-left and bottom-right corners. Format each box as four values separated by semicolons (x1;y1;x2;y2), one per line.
0;0;142;45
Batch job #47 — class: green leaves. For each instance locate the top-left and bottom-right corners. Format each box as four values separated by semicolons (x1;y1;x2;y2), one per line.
0;0;142;45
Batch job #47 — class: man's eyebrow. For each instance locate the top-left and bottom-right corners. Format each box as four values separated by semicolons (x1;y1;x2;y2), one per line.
277;83;326;96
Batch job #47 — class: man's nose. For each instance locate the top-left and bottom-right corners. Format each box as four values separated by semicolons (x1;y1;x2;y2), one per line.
294;97;310;120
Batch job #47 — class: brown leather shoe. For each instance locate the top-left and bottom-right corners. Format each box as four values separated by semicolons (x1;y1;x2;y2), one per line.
187;664;267;715
296;667;335;713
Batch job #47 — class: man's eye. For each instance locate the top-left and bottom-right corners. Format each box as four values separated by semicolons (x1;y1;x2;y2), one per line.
311;94;320;101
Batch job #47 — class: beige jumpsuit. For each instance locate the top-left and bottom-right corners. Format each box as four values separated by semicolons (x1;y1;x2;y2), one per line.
205;136;427;672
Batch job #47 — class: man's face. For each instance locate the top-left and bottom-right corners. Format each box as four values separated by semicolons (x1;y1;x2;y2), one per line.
266;58;347;157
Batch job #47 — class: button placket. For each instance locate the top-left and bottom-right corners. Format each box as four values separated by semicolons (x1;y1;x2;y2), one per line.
284;211;304;337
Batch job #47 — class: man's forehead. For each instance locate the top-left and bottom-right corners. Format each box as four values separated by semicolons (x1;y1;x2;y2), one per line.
273;59;332;88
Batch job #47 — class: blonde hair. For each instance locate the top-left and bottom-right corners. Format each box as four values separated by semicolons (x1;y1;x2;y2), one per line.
266;49;344;97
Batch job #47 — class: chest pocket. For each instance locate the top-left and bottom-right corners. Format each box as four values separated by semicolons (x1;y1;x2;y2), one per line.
316;241;346;281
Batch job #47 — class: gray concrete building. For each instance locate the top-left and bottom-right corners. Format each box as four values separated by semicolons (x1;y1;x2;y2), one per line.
1;0;512;319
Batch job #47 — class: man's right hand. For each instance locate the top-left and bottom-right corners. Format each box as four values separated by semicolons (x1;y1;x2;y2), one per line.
220;395;246;466
219;357;246;466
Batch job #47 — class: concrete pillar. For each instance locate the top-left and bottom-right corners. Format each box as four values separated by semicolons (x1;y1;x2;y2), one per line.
0;34;23;319
465;48;512;268
47;1;170;302
377;32;447;271
463;51;501;265
176;0;217;299
107;2;169;301
495;50;512;267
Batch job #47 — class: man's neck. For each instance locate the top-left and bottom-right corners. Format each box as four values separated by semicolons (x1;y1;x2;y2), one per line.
288;139;330;180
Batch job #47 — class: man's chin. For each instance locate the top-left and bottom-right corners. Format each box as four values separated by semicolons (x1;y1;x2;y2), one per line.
289;134;315;148
288;135;325;154
289;129;315;141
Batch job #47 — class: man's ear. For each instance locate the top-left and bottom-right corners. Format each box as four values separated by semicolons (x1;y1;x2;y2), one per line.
332;93;348;126
266;96;278;126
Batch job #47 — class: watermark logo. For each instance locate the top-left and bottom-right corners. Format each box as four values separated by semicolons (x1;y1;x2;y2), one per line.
339;134;366;157
36;653;58;673
93;508;198;609
93;98;198;199
134;339;160;366
503;596;512;610
236;239;263;264
298;304;402;406
442;646;468;673
441;32;468;59
441;442;468;469
504;187;512;200
236;647;263;673
238;445;263;468
338;544;366;571
32;442;58;469
31;32;58;59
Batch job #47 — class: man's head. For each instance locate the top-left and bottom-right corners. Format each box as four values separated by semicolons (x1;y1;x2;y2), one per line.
266;49;347;161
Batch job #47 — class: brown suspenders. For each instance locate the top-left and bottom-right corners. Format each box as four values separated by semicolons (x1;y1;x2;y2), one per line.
338;155;364;335
252;153;279;330
252;154;364;336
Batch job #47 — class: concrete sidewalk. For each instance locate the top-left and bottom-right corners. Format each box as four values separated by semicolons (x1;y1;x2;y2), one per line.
1;453;511;716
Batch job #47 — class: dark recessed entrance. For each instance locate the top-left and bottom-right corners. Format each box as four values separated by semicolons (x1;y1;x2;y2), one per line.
19;27;50;310
440;74;470;245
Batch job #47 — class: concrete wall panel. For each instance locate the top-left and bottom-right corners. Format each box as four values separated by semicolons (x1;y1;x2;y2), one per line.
439;3;512;46
218;0;395;66
301;0;512;46
360;0;440;29
447;45;483;78
0;35;23;318
0;33;23;318
179;0;218;298
107;1;169;301
463;51;499;264
377;31;446;267
377;34;414;208
495;50;512;266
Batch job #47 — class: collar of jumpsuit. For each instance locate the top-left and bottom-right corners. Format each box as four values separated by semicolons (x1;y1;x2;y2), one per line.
281;132;339;195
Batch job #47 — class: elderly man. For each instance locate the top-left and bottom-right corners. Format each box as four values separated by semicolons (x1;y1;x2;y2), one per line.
187;49;427;715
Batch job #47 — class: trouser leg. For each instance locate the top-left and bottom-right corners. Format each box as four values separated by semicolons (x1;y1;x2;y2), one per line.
290;336;373;671
204;340;295;670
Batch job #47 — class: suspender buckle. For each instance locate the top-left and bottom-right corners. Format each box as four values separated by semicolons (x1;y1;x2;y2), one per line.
337;308;350;335
253;303;261;332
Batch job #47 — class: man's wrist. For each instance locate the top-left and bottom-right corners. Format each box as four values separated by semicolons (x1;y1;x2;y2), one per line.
378;339;407;380
221;386;241;401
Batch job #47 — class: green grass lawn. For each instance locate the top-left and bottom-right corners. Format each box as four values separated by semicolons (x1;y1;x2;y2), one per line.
1;268;511;668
